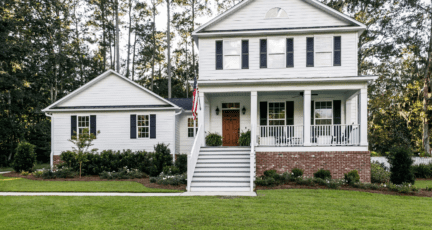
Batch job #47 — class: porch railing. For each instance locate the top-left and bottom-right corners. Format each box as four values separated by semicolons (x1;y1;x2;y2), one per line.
258;125;304;146
310;124;360;146
187;124;203;191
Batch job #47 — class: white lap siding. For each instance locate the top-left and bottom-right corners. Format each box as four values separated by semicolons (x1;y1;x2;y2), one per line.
178;112;196;154
51;110;176;156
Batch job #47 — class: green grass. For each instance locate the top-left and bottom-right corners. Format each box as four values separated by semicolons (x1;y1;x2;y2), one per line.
0;175;182;193
0;189;431;229
0;163;50;172
416;180;432;188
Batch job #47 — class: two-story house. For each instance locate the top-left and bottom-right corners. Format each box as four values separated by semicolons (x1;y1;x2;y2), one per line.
43;0;376;193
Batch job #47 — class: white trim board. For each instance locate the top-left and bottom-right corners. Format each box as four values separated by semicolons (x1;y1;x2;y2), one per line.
256;146;368;152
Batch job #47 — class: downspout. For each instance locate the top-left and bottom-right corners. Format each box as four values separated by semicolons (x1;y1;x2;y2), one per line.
45;112;54;170
173;109;184;162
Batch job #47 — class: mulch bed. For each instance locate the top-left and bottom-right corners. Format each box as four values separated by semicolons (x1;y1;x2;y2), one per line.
2;172;186;191
256;182;432;198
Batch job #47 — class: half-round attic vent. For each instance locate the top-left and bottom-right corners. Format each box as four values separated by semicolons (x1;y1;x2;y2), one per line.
265;7;288;19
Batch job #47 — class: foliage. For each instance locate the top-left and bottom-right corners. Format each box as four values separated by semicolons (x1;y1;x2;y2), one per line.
238;130;251;146
68;128;99;178
152;143;173;177
313;169;332;180
175;154;187;174
55;167;77;179
371;162;391;184
12;142;37;173
32;171;44;178
20;171;30;176
60;151;76;168
412;164;432;179
99;167;146;180
344;170;360;185
205;133;223;146
40;169;57;180
388;147;415;185
150;173;187;186
291;168;304;178
162;166;180;176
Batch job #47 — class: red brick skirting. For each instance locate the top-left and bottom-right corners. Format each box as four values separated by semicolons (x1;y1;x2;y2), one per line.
53;155;63;168
256;151;371;183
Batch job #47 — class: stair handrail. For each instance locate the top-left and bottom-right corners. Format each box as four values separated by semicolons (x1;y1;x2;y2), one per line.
250;123;255;192
187;124;204;191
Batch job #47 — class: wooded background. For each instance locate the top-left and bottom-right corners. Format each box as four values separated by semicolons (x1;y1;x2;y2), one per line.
1;0;431;165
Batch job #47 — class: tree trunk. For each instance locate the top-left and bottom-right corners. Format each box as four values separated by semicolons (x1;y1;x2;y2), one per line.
115;0;120;72
102;0;106;70
151;4;156;91
423;5;432;155
132;22;137;81
167;0;171;98
126;0;132;77
80;162;82;178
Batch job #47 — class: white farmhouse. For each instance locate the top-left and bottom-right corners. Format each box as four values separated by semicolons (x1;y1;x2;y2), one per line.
44;0;377;192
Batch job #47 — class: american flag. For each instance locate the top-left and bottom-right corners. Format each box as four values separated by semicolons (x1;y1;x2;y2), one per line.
192;77;199;120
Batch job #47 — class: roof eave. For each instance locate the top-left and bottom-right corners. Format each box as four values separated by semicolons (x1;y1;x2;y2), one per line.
198;76;379;85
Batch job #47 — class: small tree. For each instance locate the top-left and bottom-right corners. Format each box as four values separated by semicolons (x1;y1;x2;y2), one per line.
388;147;415;185
12;142;37;172
68;128;99;178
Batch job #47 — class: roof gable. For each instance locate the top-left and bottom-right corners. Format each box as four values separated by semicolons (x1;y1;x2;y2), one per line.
43;70;180;111
194;0;365;34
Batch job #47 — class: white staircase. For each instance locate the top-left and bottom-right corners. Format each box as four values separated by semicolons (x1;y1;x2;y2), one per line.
189;147;252;192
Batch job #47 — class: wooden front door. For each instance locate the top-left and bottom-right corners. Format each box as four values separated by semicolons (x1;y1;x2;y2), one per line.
222;110;240;146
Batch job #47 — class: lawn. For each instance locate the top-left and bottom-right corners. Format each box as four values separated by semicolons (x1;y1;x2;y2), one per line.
0;175;181;193
416;180;432;189
0;163;50;172
0;189;431;229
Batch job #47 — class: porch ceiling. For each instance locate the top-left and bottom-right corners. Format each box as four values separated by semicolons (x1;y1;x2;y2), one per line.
206;92;251;97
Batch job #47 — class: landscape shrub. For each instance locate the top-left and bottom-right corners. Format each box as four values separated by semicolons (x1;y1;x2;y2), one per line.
426;187;432;191
238;130;251;146
55;167;77;178
255;177;277;187
344;170;360;185
99;167;146;180
150;173;187;186
205;133;223;146
40;169;57;179
291;168;303;178
412;164;432;179
32;171;43;178
152;143;173;177
175;154;187;174
313;169;332;180
388;147;415;185
20;171;30;176
162;166;180;175
60;151;75;168
371;162;390;183
12;142;37;173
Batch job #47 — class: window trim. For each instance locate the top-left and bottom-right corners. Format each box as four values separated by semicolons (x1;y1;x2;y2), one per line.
137;114;150;139
333;36;341;66
77;115;90;135
267;101;286;126
215;40;223;70
187;117;198;138
222;102;241;110
260;39;267;69
306;37;314;67
314;101;333;125
286;38;294;68
241;40;249;69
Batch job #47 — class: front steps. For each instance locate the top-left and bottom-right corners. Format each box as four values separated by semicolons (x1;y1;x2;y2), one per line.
190;147;252;192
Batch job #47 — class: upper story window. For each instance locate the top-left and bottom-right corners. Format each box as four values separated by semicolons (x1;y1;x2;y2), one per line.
242;40;249;69
224;40;241;69
260;39;267;68
268;37;286;69
334;36;341;66
265;7;288;19
307;37;314;67
216;41;223;70
286;38;294;68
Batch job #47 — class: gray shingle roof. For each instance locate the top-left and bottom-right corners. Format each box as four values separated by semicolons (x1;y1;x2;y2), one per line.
166;98;193;111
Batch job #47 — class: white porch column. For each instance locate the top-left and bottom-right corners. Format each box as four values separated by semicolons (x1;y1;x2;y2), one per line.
359;88;368;146
303;90;311;146
250;91;258;148
199;92;205;147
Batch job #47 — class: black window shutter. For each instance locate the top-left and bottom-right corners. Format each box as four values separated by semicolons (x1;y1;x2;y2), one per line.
260;39;267;68
334;37;341;66
71;116;77;139
333;100;342;125
307;38;314;67
216;41;223;70
260;102;267;126
286;101;294;125
242;40;249;69
311;101;314;125
286;38;294;68
150;114;156;139
90;115;97;137
130;115;137;139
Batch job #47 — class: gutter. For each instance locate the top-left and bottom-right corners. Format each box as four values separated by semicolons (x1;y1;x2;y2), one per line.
45;112;54;170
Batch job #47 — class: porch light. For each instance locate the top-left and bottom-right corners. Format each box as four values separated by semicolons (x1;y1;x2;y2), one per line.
242;106;246;115
215;106;220;115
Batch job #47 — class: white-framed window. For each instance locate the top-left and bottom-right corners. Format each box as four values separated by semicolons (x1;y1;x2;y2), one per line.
137;115;150;138
268;37;286;69
223;39;241;70
314;101;333;125
268;102;285;126
78;116;90;135
188;117;198;138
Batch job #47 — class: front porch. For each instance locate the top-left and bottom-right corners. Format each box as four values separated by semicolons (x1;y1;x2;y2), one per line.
197;88;368;150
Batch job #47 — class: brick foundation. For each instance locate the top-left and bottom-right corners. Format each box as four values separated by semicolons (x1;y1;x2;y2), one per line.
256;151;371;183
53;155;63;168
